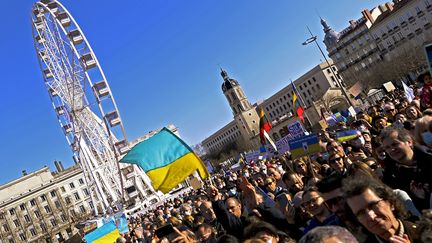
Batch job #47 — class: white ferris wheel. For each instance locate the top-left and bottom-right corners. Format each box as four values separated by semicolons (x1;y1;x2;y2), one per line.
30;0;150;214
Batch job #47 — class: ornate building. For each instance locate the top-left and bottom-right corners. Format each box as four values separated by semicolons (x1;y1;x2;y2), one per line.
0;164;92;243
202;61;352;155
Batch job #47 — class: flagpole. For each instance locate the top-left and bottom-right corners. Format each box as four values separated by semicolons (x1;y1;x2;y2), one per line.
291;79;312;130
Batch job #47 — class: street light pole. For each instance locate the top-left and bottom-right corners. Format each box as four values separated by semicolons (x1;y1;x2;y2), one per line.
303;26;354;107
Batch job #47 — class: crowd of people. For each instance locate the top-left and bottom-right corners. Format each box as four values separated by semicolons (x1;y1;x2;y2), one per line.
116;72;432;243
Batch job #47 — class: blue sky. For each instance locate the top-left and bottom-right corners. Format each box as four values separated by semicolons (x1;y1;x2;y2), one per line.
0;0;385;185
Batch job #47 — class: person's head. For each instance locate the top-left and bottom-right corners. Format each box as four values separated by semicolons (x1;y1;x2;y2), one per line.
383;103;396;120
326;140;344;155
254;174;265;187
226;197;242;218
264;177;277;192
199;201;216;222
243;221;280;243
373;116;388;130
415;115;432;148
357;111;370;122
347;161;379;181
394;113;407;124
116;236;127;243
282;171;304;193
343;178;407;241
298;226;358;243
180;203;192;216
196;223;214;242
293;158;307;175
216;234;239;243
418;72;432;84
267;167;281;181
316;174;345;219
362;130;372;143
327;151;345;173
348;130;365;149
302;187;328;217
368;105;381;118
380;127;414;165
405;105;422;120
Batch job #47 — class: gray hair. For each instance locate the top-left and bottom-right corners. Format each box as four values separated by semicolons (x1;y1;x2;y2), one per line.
379;126;412;143
298;226;358;243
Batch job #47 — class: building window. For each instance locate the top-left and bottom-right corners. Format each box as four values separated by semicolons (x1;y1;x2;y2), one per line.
70;209;76;217
3;224;9;232
79;205;86;213
79;178;85;185
331;76;336;81
44;205;51;213
34;210;41;218
40;223;47;232
19;234;26;241
40;194;47;202
24;214;31;223
69;182;75;189
30;199;36;206
327;69;331;74
9;209;15;215
316;84;321;90
30;228;37;236
60;186;66;193
13;219;20;227
50;191;56;198
308;80;312;85
20;204;25;211
89;201;94;209
312;77;316;82
50;218;57;227
9;239;15;243
55;201;61;209
61;214;67;222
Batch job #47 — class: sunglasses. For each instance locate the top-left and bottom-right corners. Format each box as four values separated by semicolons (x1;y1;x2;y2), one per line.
329;157;343;164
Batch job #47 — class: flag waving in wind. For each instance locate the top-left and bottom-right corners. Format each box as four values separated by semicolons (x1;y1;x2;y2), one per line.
120;127;209;193
259;107;277;151
292;83;305;122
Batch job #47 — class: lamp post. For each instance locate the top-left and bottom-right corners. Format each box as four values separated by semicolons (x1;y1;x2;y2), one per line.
302;26;354;107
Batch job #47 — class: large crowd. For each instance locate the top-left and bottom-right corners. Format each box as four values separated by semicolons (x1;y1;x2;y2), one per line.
116;72;432;243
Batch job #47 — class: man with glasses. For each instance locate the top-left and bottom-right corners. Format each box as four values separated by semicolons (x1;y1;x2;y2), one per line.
302;187;339;234
343;178;420;242
384;103;397;122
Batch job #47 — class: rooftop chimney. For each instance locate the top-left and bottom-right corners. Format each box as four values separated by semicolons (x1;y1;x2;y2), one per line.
59;161;65;172
361;9;375;24
22;170;27;176
54;160;61;173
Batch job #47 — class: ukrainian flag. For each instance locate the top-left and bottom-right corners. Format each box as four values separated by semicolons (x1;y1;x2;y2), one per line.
288;134;320;158
120;127;209;193
336;130;358;142
84;221;120;243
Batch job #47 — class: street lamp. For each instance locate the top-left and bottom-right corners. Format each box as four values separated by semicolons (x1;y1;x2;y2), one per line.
302;26;354;107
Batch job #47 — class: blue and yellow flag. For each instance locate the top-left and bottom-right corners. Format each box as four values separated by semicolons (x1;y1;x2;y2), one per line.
288;134;320;158
336;130;359;143
84;221;120;243
120;127;209;193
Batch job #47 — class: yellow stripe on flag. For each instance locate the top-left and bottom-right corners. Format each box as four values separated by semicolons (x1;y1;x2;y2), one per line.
93;229;120;243
147;152;209;193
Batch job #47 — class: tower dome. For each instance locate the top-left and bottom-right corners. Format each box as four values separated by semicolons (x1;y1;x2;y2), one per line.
221;69;239;92
321;18;340;47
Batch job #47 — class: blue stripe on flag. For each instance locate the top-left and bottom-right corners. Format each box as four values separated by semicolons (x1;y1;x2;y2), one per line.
84;221;117;243
120;128;191;171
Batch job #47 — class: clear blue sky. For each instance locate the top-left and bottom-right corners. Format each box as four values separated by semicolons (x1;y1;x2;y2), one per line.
0;0;384;185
